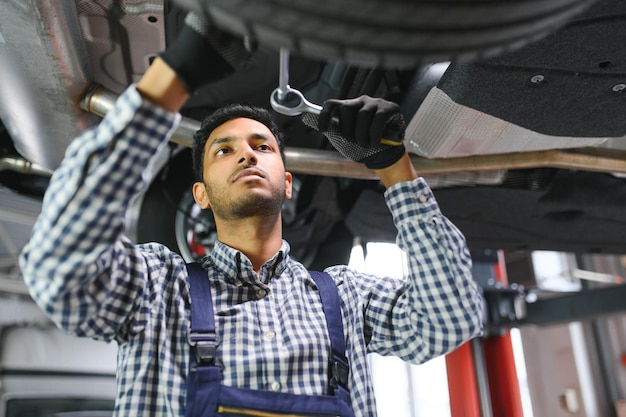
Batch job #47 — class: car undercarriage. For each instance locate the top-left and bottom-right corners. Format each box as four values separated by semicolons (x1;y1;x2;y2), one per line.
1;0;625;266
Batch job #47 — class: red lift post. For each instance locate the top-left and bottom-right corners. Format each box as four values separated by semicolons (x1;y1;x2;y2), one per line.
447;250;525;417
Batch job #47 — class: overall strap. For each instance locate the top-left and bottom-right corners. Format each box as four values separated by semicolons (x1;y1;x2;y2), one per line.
186;262;217;366
309;271;350;397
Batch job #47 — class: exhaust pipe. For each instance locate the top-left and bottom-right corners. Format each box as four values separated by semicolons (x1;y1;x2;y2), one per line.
81;85;626;180
0;157;53;177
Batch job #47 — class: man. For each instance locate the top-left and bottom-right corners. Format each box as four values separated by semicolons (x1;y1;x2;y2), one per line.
19;12;482;417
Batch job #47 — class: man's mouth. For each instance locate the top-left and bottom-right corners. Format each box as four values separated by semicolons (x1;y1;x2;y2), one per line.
233;167;265;182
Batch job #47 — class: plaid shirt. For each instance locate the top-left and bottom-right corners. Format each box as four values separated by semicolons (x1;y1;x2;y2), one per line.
20;86;483;417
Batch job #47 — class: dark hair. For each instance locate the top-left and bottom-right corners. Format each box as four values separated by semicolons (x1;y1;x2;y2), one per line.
192;104;286;182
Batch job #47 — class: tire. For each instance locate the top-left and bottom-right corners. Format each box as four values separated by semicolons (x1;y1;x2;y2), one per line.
178;0;597;67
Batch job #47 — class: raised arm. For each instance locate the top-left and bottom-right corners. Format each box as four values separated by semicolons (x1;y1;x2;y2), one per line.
19;12;249;342
312;96;483;360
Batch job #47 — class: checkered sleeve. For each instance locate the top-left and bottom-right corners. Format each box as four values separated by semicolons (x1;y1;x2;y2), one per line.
364;178;483;362
19;86;181;342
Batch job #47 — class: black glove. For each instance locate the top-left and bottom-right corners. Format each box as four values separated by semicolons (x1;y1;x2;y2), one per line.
159;12;252;93
304;95;406;170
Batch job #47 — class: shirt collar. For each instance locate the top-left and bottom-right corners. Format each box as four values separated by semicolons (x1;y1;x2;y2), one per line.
207;240;291;286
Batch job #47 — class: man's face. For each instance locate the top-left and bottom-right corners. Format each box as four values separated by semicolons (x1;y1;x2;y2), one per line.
192;117;292;221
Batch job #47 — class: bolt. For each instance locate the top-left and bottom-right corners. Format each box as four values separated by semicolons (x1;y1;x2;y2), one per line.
612;83;626;92
530;74;545;84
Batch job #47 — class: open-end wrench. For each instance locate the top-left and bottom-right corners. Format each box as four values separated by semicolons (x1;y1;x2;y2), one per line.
270;84;323;116
270;49;403;146
271;48;323;116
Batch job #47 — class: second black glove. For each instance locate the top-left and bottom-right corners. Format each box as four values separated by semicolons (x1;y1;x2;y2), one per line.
306;95;406;170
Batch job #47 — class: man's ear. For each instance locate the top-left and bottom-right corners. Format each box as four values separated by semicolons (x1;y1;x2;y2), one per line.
192;182;211;209
284;172;293;199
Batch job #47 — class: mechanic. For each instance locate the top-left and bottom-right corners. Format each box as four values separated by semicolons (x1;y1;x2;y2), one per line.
19;12;483;417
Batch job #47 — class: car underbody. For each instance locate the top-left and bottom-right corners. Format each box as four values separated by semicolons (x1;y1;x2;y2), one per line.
1;0;626;273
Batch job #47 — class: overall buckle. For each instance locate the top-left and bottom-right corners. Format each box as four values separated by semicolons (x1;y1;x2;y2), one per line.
188;332;217;366
329;357;350;390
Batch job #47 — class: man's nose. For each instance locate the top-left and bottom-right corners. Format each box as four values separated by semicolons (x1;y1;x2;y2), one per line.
238;144;257;165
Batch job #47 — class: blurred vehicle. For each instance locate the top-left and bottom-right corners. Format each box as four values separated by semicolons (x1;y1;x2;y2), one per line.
0;324;116;417
1;0;625;275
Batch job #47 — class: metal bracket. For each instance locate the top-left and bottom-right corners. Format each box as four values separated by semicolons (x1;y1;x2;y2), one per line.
482;279;527;336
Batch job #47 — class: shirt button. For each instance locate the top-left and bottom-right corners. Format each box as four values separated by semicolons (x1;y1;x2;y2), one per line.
447;249;454;259
265;331;276;340
418;194;428;204
257;288;267;298
270;381;281;392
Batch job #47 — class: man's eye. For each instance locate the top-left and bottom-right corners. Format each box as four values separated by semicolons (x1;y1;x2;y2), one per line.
257;144;272;151
216;148;230;156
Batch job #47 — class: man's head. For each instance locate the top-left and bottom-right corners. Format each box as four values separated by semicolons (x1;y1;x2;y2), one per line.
191;104;292;222
193;104;286;183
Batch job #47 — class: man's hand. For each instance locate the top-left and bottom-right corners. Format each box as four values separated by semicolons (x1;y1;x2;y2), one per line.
303;95;407;170
159;12;252;93
137;12;252;112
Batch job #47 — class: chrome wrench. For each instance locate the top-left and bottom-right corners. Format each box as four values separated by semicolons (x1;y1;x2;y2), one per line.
270;48;323;116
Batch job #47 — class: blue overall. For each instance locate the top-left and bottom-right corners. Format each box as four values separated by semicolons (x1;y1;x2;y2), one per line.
185;263;356;417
